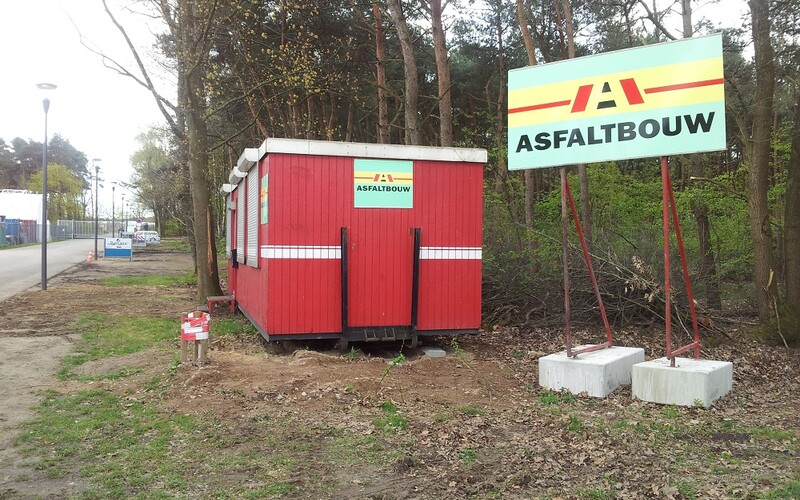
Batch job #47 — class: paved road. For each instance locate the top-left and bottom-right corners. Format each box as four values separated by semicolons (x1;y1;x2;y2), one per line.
0;239;94;302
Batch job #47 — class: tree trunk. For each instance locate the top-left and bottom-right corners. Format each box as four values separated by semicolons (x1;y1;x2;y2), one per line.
681;0;721;309
561;0;592;247
785;87;800;313
180;0;223;302
748;0;778;322
386;0;421;145
372;2;390;144
516;0;540;262
430;0;453;147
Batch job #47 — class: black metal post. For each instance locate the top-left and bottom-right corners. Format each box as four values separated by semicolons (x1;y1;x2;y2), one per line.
111;184;115;238
339;227;349;350
121;195;125;236
37;82;56;289
41;97;50;290
94;164;99;259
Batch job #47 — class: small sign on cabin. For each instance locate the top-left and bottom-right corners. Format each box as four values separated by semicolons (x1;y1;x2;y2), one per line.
353;159;414;208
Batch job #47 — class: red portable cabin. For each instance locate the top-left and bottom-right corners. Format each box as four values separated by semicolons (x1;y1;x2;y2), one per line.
223;138;487;348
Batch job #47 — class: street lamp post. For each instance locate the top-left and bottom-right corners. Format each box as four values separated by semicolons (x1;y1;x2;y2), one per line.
121;194;126;237
93;160;101;260
37;82;57;291
112;182;116;239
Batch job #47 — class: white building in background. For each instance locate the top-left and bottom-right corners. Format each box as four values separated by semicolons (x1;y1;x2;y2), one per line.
0;189;43;223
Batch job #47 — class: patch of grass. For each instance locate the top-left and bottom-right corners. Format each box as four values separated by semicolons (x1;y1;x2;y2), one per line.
459;448;477;465
459;404;484;417
15;389;210;494
60;313;176;380
101;272;196;287
567;415;585;433
675;480;698;499
560;390;577;404
159;237;192;253
575;486;613;499
538;389;577;406
538;391;560;405
432;412;453;423
329;433;388;465
758;479;800;499
451;338;472;368
344;346;361;361
749;427;796;441
662;405;680;419
212;316;258;336
241;482;296;498
373;401;408;434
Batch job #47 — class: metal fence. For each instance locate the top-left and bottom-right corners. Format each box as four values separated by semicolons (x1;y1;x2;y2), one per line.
0;219;115;247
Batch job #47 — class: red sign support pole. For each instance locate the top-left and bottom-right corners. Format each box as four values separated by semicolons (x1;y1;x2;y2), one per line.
660;156;701;366
561;168;614;358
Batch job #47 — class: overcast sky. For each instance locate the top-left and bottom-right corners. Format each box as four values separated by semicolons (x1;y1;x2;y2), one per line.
0;0;167;205
0;0;749;211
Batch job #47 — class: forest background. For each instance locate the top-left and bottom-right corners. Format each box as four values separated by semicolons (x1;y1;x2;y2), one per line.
0;0;798;345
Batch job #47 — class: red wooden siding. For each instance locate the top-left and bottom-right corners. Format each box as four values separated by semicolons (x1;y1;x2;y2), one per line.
229;148;483;337
266;154;347;334
414;160;483;330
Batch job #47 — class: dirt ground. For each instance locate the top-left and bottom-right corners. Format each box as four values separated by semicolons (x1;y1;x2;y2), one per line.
0;247;798;498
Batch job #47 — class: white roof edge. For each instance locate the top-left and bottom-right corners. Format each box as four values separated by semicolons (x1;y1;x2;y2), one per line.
221;139;487;193
258;138;488;163
236;147;261;172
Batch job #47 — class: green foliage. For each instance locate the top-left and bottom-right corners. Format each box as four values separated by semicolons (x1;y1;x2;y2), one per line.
60;313;176;380
380;353;406;383
16;389;206;492
538;390;577;406
567;415;585;433
758;479;800;499
27;163;86;221
576;486;614;500
344;346;361;361
373;401;408;434
212;316;258;337
101;273;196;287
458;448;477;465
459;404;484;417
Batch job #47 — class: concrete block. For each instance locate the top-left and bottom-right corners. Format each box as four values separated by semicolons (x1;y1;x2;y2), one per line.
538;345;645;398
422;347;446;358
632;357;733;408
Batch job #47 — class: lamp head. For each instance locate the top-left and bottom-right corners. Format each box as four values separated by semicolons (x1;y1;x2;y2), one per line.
36;83;57;114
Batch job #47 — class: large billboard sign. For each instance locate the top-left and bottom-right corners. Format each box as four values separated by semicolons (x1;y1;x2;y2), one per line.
507;34;725;170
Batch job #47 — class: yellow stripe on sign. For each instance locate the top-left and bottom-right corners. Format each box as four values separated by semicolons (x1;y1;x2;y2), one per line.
508;57;723;128
353;170;414;185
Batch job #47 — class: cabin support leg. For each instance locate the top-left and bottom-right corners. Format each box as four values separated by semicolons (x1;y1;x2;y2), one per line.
410;228;421;349
339;227;350;352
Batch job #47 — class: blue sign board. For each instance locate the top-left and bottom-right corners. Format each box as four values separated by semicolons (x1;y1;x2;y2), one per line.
105;238;133;260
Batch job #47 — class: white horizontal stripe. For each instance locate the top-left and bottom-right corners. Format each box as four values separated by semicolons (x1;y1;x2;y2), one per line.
259;245;481;260
419;247;482;260
261;245;342;259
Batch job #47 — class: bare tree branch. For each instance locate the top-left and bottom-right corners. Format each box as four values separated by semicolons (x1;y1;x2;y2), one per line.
637;0;678;40
89;0;182;139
